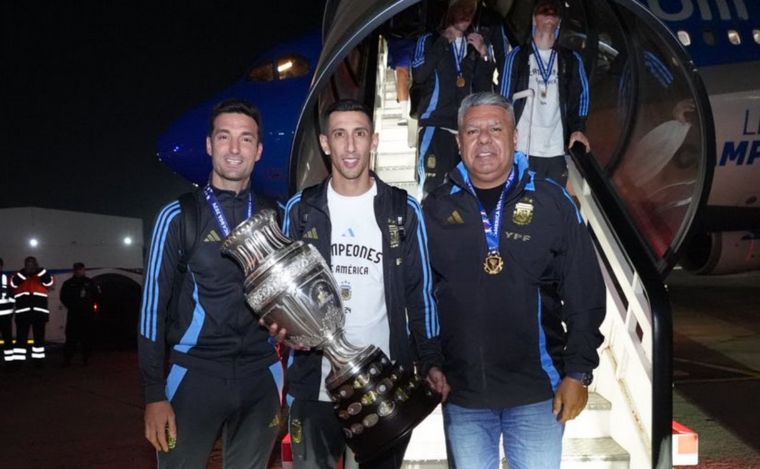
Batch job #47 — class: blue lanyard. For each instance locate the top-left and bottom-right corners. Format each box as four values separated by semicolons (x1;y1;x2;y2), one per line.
532;41;557;89
465;169;516;255
452;37;467;76
202;185;253;238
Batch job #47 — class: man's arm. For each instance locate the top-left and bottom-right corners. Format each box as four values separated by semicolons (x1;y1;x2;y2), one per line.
498;46;521;99
138;201;183;451
411;33;449;85
402;196;449;401
59;280;73;309
9;272;22;289
39;268;54;288
552;188;605;422
566;51;591;152
282;191;304;239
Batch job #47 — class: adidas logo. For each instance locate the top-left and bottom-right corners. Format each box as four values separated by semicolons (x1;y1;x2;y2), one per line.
204;230;222;242
342;228;356;238
447;210;464;224
304;228;318;240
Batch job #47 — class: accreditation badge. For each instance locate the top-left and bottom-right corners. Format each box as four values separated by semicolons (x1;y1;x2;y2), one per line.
427;154;437;169
388;223;400;248
512;198;534;226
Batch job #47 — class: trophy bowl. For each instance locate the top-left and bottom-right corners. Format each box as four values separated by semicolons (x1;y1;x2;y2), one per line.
221;209;440;462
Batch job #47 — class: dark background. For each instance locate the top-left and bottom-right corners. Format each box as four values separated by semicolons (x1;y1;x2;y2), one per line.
1;1;324;233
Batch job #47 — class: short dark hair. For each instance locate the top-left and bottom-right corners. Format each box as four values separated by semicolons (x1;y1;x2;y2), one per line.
208;98;263;139
73;262;85;270
320;99;374;134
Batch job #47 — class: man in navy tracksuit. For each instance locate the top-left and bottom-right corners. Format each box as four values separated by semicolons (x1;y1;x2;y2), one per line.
281;99;447;468
412;0;496;196
500;0;591;186
138;99;282;468
423;92;604;468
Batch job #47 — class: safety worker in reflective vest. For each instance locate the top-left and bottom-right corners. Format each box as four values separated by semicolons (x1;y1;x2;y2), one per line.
10;256;54;365
0;257;15;365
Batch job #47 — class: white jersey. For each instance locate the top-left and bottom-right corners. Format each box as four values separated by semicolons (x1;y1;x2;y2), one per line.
318;181;389;401
516;48;565;158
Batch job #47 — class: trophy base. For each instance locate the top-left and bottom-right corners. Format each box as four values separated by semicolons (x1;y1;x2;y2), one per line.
327;349;440;463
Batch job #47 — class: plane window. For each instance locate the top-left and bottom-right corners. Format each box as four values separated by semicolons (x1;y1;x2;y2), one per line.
276;55;310;80
677;30;691;46
248;54;310;82
728;30;741;45
702;29;716;46
753;29;760;44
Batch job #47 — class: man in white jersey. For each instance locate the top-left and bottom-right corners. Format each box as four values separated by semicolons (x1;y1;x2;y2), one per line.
500;0;590;186
280;99;448;468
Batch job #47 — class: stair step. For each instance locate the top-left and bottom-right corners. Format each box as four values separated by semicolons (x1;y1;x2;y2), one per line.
376;167;416;183
376;148;415;164
565;392;612;439
387;181;421;198
561;437;630;468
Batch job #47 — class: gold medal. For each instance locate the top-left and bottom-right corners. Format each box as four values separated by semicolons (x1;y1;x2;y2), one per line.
541;88;547;98
483;253;504;275
456;75;465;88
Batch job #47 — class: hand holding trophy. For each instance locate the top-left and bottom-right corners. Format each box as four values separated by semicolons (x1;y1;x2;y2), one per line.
221;209;440;462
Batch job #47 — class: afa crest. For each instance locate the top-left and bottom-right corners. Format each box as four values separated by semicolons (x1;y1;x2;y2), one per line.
340;281;352;302
512;198;534;226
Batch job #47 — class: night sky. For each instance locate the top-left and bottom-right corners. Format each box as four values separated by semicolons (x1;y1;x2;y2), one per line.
2;1;324;233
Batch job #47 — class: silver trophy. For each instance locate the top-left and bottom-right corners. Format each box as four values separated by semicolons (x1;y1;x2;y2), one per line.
221;209;439;462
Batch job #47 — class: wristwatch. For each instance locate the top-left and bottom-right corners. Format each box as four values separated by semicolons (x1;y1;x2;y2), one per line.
566;371;593;386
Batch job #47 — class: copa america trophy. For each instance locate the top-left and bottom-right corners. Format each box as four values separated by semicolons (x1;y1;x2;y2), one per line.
221;209;440;462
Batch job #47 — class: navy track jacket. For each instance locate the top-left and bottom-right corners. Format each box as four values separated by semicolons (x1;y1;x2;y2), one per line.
500;43;590;144
422;154;605;409
282;176;443;401
413;32;496;129
138;187;279;404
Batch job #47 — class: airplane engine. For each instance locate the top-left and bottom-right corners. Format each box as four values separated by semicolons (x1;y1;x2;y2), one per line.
681;230;760;275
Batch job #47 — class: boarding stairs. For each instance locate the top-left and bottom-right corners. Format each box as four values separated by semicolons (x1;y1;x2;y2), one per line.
367;35;694;468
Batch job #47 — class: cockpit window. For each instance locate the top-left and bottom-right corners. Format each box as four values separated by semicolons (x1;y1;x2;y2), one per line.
248;54;310;82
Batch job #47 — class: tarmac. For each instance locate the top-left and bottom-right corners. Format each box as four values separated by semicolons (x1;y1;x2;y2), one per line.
1;269;758;469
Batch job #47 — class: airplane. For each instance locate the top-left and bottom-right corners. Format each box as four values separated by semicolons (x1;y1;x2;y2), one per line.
156;0;759;277
154;1;759;467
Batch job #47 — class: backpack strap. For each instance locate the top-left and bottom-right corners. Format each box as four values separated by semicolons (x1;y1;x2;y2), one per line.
177;190;202;273
296;184;323;239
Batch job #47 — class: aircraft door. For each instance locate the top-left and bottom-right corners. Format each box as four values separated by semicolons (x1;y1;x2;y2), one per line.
559;0;715;275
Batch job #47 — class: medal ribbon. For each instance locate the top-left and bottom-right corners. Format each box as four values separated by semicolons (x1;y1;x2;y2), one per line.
465;169;517;255
203;184;253;238
452;37;467;78
532;41;557;90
